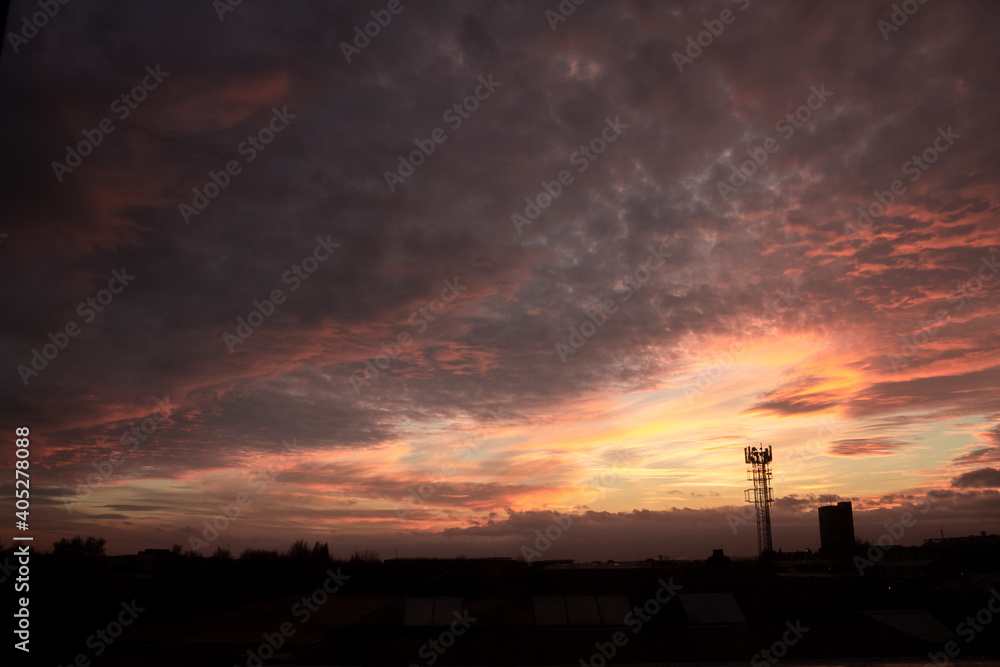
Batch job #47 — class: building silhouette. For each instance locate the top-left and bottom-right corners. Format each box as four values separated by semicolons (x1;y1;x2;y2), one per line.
818;501;855;556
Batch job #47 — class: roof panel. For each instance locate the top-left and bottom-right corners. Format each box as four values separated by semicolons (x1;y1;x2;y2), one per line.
565;596;602;626
403;597;434;626
532;595;568;626
596;595;632;625
680;593;746;625
432;596;463;626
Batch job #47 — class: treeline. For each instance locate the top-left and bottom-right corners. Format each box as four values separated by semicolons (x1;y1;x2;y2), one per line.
2;536;382;564
204;540;382;564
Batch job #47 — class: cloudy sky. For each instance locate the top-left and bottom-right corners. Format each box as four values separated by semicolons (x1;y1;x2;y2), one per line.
1;0;999;559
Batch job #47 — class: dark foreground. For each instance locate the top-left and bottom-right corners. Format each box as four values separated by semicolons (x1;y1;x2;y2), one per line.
4;539;1000;666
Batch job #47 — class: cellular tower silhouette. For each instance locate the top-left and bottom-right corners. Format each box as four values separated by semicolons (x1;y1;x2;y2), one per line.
744;444;774;559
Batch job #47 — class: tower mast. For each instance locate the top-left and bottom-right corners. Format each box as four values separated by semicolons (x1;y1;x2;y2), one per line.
744;444;774;560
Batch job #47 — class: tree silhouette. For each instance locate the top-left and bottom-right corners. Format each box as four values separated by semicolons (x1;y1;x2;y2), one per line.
53;536;106;558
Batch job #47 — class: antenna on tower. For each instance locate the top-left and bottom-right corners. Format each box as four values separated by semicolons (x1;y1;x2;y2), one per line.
744;443;774;561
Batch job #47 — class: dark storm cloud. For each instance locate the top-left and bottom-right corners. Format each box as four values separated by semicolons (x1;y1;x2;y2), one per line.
951;467;1000;489
4;0;997;446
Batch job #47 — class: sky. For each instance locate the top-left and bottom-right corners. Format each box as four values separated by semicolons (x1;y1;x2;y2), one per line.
1;0;999;560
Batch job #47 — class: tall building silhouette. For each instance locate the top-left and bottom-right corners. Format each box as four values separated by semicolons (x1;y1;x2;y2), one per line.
818;501;855;556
